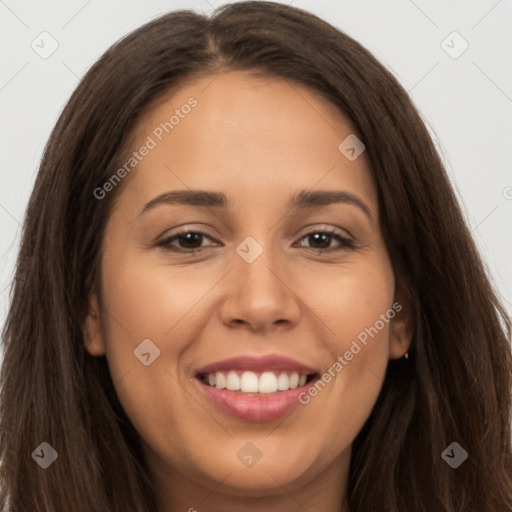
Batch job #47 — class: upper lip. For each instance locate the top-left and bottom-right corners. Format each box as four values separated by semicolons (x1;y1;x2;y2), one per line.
195;354;318;376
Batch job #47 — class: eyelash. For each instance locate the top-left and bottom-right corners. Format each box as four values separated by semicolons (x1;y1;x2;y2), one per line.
156;228;355;254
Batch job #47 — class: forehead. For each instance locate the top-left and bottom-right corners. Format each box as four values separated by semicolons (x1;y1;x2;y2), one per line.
115;71;377;214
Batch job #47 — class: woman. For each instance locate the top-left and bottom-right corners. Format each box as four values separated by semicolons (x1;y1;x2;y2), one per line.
1;2;511;511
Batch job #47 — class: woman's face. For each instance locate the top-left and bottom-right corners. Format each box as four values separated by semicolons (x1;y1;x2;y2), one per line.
85;71;411;507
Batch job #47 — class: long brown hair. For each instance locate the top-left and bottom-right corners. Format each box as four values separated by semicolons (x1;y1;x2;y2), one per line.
1;2;511;510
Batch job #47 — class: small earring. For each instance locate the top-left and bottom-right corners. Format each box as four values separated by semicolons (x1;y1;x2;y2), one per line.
404;351;409;359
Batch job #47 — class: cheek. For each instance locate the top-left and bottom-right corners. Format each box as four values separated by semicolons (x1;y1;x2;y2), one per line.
311;260;394;354
299;261;393;437
97;254;209;453
97;249;224;424
99;250;217;348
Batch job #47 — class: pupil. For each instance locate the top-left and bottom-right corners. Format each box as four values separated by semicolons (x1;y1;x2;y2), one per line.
311;233;330;248
180;233;202;248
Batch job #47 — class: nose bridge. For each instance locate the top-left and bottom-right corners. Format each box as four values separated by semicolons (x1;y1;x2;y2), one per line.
234;232;285;295
220;229;300;330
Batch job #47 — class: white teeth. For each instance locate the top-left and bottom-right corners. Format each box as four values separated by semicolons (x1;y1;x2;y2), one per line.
215;371;226;390
202;370;311;393
258;372;278;393
277;372;289;390
226;371;240;391
240;371;259;393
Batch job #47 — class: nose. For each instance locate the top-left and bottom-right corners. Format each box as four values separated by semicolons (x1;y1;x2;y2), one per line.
219;241;301;333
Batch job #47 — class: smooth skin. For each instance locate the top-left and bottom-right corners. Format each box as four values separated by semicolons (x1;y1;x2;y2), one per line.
84;71;413;512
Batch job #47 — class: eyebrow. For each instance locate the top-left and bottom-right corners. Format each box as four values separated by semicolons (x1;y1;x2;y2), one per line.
139;189;374;223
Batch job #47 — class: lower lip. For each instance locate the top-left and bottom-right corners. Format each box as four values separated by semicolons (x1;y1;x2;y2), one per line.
196;378;315;421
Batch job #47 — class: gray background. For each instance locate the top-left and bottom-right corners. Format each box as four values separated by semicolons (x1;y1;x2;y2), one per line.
1;0;512;341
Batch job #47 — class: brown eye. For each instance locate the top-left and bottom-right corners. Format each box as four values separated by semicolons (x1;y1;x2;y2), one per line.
156;230;217;253
296;230;354;252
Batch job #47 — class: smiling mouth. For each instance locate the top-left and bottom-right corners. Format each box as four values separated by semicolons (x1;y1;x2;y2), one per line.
197;370;318;394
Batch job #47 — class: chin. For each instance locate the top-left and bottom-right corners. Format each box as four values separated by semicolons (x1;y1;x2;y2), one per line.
195;446;316;494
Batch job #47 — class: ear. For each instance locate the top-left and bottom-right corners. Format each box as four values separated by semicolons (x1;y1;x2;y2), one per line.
388;284;414;359
83;293;106;357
